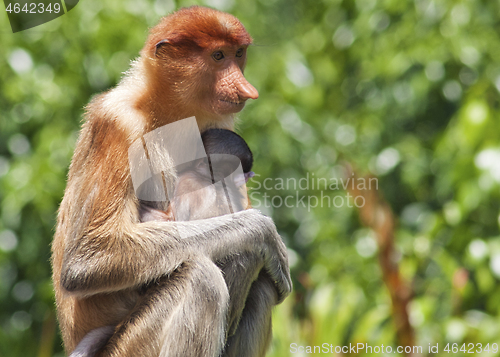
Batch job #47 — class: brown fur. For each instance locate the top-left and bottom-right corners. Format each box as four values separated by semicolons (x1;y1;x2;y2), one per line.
52;6;290;357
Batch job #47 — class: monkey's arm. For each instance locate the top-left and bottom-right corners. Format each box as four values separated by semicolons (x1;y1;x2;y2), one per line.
53;114;291;298
55;117;290;302
60;209;290;301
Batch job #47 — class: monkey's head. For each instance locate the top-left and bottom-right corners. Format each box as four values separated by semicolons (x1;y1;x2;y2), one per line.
142;6;259;120
173;128;253;187
201;128;254;185
201;129;253;174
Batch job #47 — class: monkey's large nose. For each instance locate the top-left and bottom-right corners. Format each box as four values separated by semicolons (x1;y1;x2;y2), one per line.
238;80;259;101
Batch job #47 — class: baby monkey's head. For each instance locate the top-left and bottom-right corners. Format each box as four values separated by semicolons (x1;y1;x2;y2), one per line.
201;129;254;183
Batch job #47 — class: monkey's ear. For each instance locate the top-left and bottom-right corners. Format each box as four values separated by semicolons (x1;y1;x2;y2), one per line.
154;39;170;57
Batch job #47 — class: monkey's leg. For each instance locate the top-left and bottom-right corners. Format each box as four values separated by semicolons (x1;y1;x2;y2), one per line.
95;257;229;357
218;252;264;336
222;271;277;357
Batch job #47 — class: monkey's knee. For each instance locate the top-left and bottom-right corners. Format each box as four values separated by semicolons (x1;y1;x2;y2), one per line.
157;258;229;357
148;258;230;329
96;260;229;357
185;257;229;299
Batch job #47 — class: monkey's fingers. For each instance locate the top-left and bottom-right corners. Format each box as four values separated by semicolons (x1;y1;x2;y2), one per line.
273;268;292;304
271;247;293;304
260;223;292;304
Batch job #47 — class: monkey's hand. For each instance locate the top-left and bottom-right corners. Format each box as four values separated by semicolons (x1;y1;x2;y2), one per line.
256;211;292;304
179;209;292;303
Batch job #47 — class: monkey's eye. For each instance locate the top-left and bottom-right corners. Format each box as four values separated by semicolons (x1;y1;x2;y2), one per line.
235;48;244;57
212;51;225;61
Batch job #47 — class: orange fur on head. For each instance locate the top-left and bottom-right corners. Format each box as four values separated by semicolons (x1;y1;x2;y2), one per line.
141;6;253;58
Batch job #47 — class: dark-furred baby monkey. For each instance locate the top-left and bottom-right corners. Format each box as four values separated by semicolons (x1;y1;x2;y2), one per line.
139;128;255;223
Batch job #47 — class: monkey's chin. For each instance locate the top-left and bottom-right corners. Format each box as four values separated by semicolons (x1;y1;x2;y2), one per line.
217;99;246;114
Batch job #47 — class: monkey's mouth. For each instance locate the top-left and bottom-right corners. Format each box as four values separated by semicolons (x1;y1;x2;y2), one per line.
220;99;245;106
218;99;246;113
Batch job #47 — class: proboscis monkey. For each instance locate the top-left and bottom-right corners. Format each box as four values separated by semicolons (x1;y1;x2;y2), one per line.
52;6;291;357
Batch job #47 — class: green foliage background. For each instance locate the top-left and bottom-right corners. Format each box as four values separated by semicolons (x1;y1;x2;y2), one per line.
1;0;500;355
